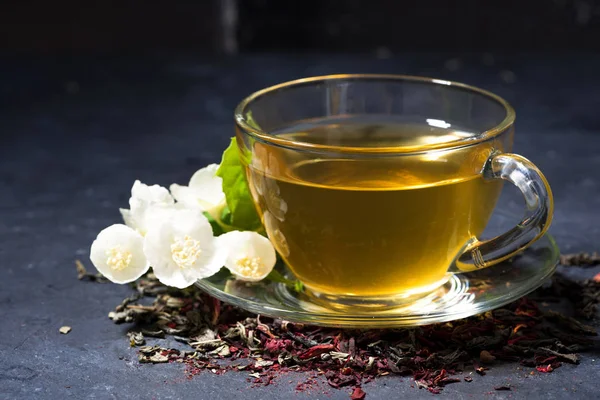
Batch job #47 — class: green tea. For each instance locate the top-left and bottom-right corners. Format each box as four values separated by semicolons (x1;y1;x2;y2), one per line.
247;117;503;297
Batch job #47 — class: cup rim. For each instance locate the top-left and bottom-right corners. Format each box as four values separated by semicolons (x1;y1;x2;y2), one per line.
234;74;515;154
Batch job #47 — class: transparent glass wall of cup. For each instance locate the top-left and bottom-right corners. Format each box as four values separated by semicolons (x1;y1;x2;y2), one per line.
234;75;553;309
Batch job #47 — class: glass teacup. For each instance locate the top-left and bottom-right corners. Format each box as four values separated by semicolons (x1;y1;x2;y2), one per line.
234;75;553;309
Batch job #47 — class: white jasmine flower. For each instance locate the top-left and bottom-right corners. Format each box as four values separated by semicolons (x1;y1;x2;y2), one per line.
169;164;226;217
143;209;226;288
119;180;177;236
131;179;174;208
119;208;135;228
217;231;276;282
89;224;149;284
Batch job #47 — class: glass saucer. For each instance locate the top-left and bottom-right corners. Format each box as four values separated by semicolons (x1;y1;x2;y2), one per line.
195;215;559;328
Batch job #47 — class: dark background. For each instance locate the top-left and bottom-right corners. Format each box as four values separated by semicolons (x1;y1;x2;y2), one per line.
2;1;600;399
1;0;600;55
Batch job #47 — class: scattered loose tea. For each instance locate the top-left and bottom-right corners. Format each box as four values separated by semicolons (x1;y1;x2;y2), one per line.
479;350;496;364
75;259;108;282
536;364;554;373
350;386;366;400
560;252;600;267
59;326;72;334
80;261;600;398
534;274;600;319
128;331;146;347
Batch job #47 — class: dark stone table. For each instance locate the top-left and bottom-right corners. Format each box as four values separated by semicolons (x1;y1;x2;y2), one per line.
1;53;599;399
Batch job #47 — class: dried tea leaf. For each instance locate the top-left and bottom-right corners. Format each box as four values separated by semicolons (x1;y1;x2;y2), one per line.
325;369;357;388
386;358;401;374
560;252;600;267
75;259;86;279
137;347;177;364
139;345;160;354
278;351;294;366
162;295;185;308
191;339;226;351
75;259;108;282
299;344;335;360
536;347;579;364
128;331;145;347
210;345;231;357
157;321;188;335
148;353;169;363
174;335;191;344
544;311;597;336
255;359;274;368
330;351;350;361
466;334;505;351
479;350;496;364
186;311;204;328
438;348;468;365
59;326;72;334
109;310;133;324
365;357;376;371
191;326;217;343
141;329;165;338
286;331;318;347
415;380;429;389
350;387;366;400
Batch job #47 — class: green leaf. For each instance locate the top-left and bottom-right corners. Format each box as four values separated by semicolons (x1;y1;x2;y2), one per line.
294;280;304;293
220;206;233;226
203;212;224;236
265;269;290;284
216;138;263;231
265;268;304;293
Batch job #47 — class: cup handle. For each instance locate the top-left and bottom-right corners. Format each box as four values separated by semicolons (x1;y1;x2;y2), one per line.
450;153;554;273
